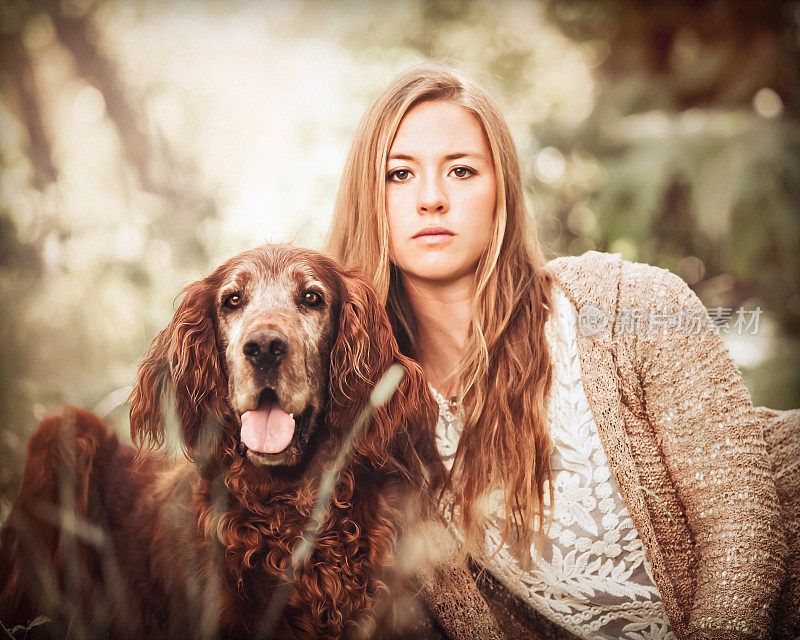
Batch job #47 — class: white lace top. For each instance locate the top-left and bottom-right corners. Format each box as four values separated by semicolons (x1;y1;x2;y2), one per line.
432;283;676;640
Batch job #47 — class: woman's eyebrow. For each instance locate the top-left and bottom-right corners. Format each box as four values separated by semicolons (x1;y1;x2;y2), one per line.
387;151;488;161
444;152;488;161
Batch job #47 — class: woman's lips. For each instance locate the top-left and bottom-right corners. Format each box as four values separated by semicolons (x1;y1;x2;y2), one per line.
412;227;455;246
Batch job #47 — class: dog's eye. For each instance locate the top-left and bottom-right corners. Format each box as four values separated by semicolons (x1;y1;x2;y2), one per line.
223;293;243;310
301;290;323;308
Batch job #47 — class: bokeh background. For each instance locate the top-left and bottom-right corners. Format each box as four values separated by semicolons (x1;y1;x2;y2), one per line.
1;0;799;513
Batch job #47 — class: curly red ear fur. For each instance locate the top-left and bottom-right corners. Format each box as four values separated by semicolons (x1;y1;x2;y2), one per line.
129;279;226;452
328;269;440;476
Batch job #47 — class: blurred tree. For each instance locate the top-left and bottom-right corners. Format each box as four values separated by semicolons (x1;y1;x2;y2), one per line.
540;0;800;407
547;0;800;112
0;0;223;504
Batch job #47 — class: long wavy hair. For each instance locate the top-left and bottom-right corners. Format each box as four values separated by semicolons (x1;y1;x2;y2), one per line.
326;64;554;560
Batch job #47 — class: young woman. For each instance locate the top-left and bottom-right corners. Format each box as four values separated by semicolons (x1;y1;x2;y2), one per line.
325;65;797;640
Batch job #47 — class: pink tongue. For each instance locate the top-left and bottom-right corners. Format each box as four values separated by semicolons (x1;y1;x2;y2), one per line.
240;402;296;454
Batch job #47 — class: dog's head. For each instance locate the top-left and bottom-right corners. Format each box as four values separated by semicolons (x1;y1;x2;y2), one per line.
129;244;436;472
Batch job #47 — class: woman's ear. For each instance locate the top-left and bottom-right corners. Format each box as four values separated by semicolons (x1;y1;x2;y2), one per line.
129;279;226;453
327;269;438;469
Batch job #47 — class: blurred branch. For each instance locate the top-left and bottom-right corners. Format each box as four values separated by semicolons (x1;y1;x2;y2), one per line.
52;12;163;195
0;31;57;189
48;5;219;268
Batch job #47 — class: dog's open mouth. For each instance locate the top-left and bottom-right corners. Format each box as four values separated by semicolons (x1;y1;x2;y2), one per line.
239;388;313;461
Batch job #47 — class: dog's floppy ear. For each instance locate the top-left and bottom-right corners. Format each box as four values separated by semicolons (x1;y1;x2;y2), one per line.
129;279;226;453
328;268;438;469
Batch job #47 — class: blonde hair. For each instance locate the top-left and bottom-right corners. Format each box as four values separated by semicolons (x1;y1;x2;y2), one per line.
326;64;554;559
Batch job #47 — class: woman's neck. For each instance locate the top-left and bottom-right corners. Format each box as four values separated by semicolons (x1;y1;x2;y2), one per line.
402;272;474;397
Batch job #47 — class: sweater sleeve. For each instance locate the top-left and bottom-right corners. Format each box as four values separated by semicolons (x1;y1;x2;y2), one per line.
623;262;786;640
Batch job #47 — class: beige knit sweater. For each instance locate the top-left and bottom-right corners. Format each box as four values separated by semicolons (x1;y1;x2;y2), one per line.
422;250;799;640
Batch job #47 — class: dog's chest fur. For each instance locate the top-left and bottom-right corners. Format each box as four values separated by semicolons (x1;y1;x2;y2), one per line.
185;469;403;638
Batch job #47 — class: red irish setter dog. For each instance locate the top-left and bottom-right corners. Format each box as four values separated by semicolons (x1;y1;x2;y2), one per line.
0;244;446;639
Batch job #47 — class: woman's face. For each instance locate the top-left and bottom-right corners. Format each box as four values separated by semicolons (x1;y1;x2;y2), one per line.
385;100;497;288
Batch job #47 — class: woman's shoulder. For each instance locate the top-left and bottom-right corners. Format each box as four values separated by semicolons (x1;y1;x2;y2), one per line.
545;250;700;313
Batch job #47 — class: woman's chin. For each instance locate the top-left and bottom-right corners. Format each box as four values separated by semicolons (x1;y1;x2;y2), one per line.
402;262;478;288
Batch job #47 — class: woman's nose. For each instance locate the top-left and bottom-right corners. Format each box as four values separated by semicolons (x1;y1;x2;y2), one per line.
416;176;449;215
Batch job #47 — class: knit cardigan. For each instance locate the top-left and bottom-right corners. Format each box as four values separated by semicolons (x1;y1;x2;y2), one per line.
421;250;799;640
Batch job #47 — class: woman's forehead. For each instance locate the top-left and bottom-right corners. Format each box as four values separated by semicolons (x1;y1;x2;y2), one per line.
389;101;490;159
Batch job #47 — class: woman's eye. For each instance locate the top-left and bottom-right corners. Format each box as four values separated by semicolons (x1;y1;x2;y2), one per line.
387;168;412;182
450;166;475;178
301;291;324;307
223;294;243;310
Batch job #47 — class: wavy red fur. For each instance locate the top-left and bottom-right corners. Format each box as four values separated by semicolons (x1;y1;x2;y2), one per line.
0;244;444;639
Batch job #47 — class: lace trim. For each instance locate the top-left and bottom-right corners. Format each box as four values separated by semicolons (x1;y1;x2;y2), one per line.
431;284;675;640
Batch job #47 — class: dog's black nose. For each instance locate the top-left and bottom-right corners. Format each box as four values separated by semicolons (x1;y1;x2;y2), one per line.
243;330;289;369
